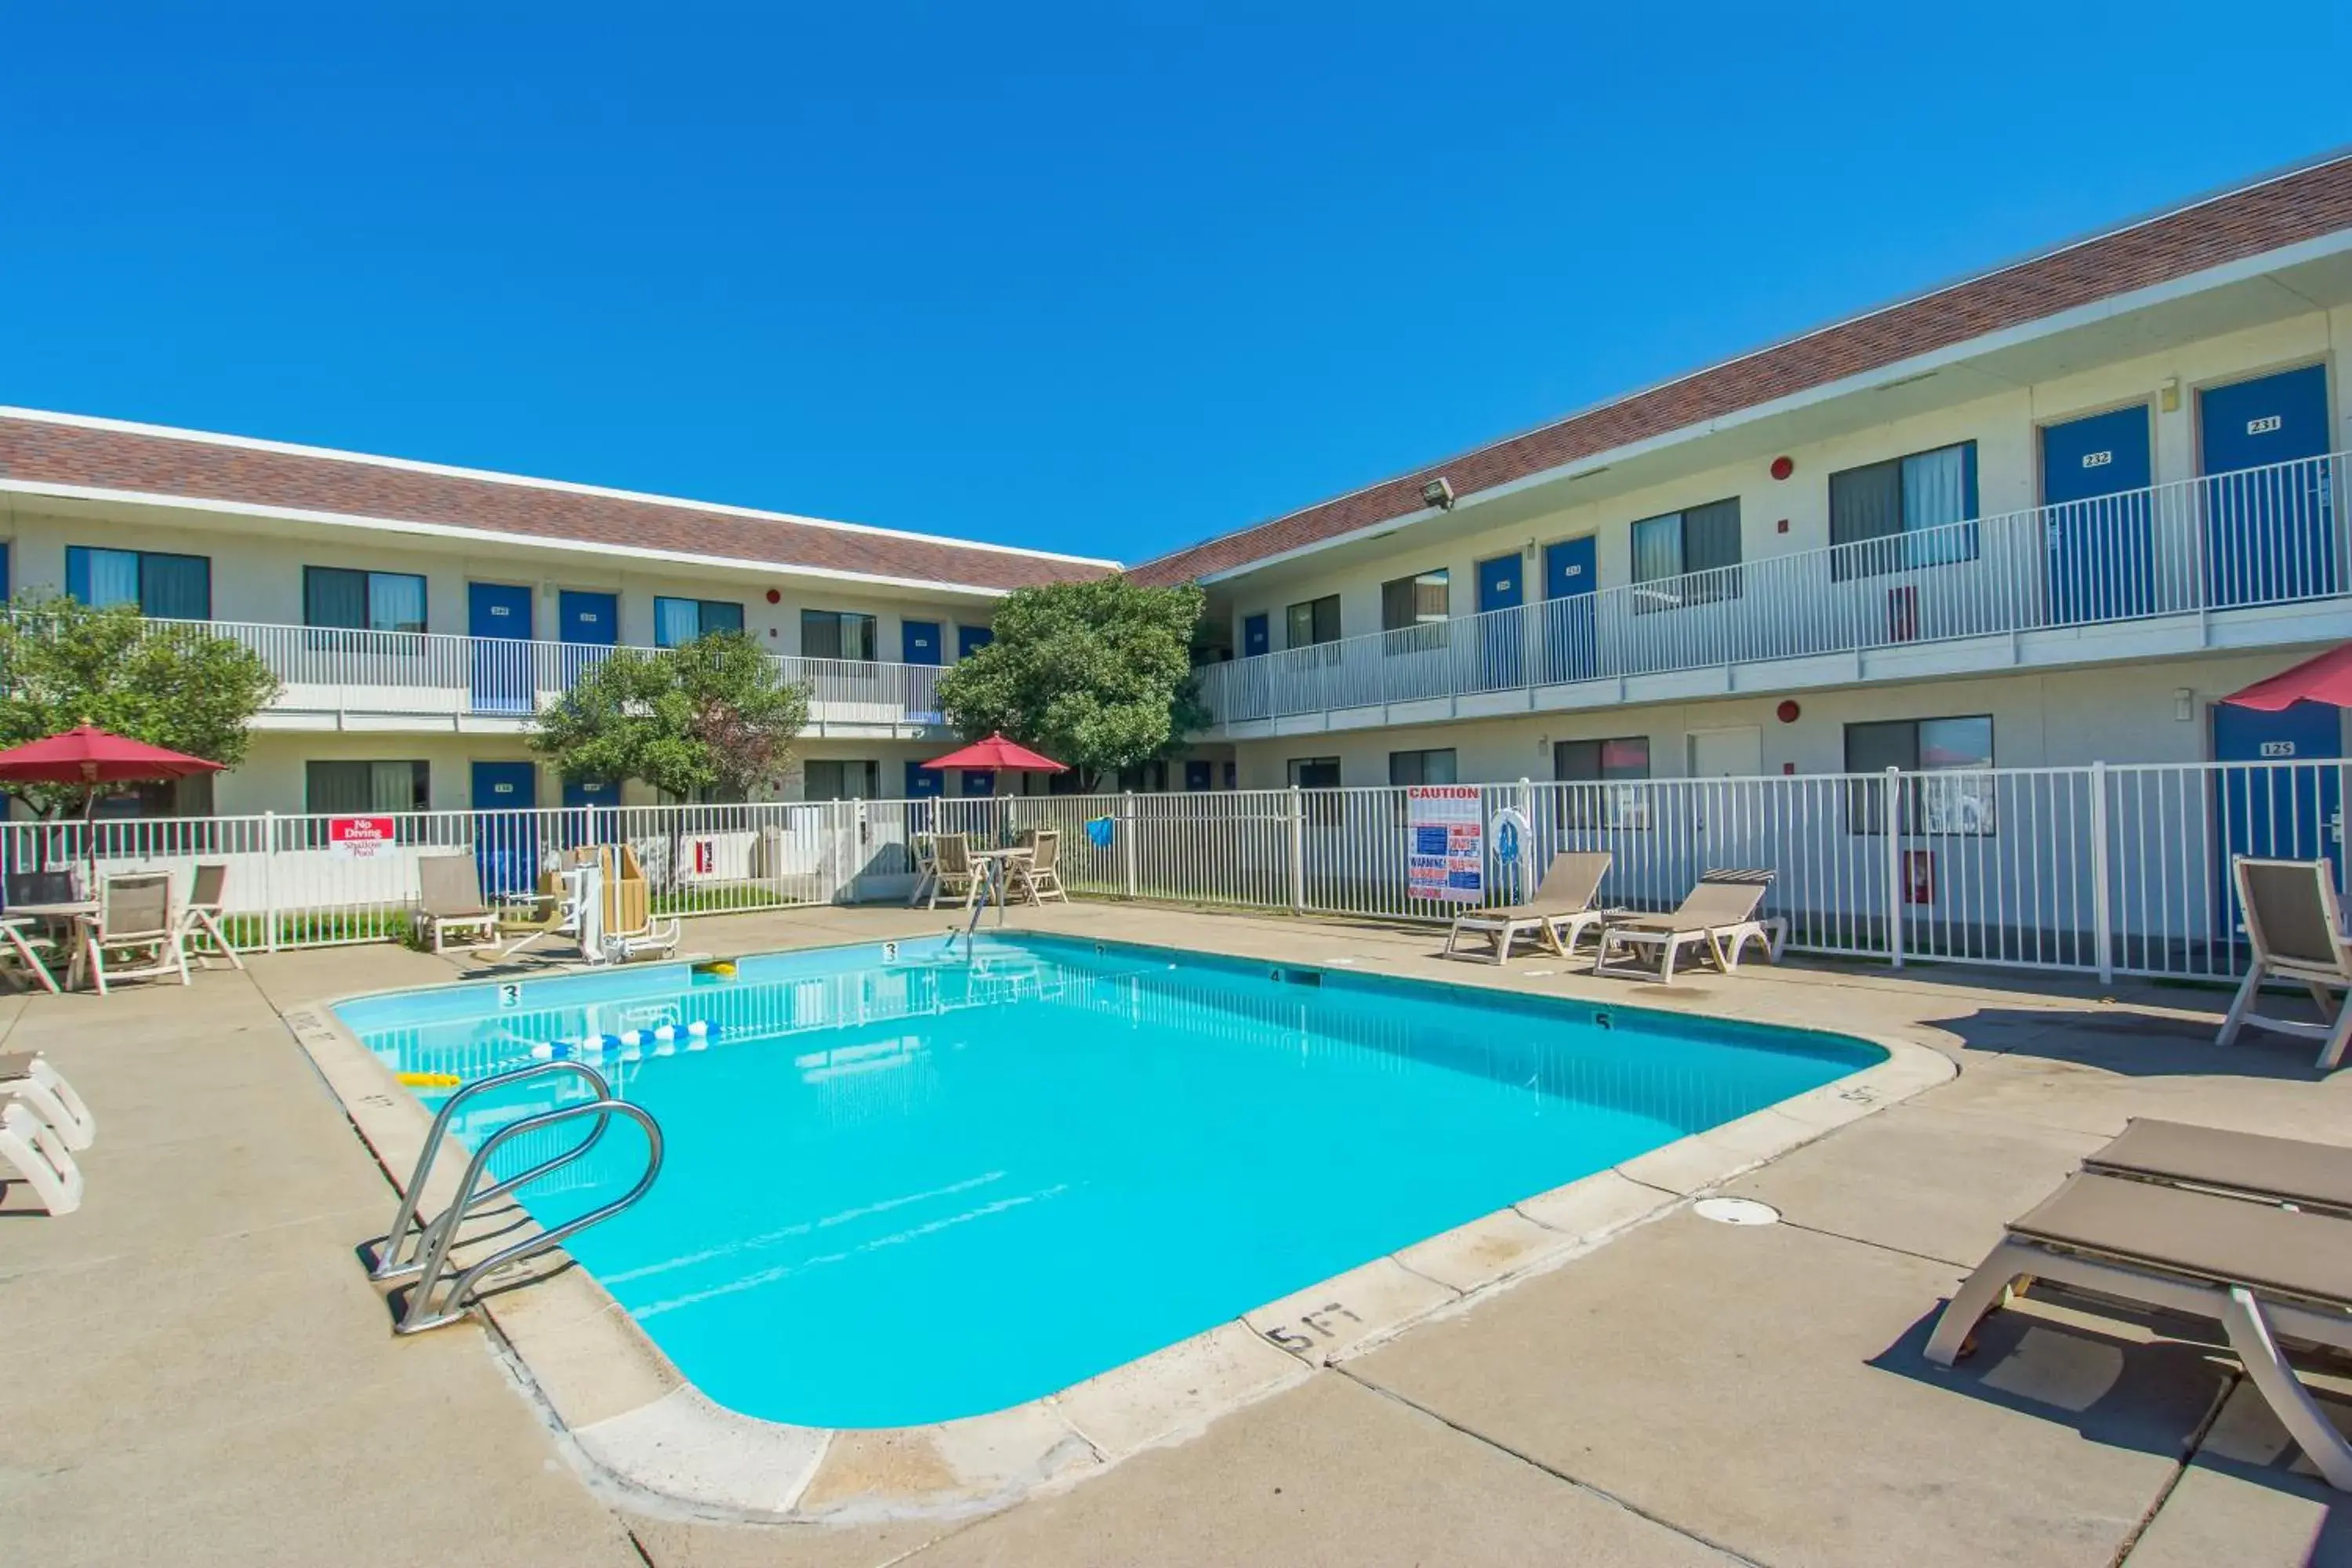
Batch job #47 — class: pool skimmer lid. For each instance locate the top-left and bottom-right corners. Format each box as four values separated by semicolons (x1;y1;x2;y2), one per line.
1693;1197;1781;1227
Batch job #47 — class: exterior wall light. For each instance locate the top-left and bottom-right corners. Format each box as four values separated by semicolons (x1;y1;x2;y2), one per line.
1421;477;1456;511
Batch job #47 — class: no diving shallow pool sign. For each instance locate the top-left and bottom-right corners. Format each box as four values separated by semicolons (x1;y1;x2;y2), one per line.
326;815;395;859
1407;786;1484;904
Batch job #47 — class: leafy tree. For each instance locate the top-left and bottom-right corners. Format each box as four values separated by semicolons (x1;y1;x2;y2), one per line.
529;630;811;802
0;592;281;817
936;577;1206;793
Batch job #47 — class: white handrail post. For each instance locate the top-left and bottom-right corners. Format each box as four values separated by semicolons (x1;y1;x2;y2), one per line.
1120;791;1138;898
1883;768;1904;970
262;811;281;954
2089;760;2113;984
1287;786;1306;915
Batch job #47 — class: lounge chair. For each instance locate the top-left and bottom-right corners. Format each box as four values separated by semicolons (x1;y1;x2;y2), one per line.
928;833;980;910
75;873;187;995
415;855;500;953
1010;829;1069;905
1925;1170;2352;1491
1592;869;1784;983
0;1051;96;1151
0;916;61;994
176;862;245;971
0;1102;82;1215
1443;851;1613;964
2084;1116;2352;1218
2218;857;2352;1069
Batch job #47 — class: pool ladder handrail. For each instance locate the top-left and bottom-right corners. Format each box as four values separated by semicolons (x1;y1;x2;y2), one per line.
943;856;1011;960
394;1098;663;1334
371;1059;614;1284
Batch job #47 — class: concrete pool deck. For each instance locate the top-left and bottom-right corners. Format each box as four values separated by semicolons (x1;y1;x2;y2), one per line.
5;900;2350;1566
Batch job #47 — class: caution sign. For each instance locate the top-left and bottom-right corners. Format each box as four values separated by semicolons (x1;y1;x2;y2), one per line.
1407;786;1483;903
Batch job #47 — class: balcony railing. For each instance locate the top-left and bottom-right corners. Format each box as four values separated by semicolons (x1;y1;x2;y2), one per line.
31;618;952;729
1196;450;2350;727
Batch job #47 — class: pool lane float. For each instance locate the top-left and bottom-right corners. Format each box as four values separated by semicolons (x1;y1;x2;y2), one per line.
397;1071;462;1089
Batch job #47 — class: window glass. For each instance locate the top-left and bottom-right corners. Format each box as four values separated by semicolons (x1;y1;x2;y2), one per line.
138;552;212;619
368;573;427;633
1554;736;1650;829
1287;757;1341;789
800;609;876;661
67;546;141;610
1630;515;1682;586
306;568;423;633
1284;595;1341;648
1830;442;1979;579
700;600;747;637
1844;716;1994;834
656;597;704;648
1630;499;1740;611
1381;570;1450;632
803;759;880;800
1388;749;1457;787
304;760;429;815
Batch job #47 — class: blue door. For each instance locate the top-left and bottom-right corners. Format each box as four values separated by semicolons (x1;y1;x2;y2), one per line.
2215;699;2344;937
902;619;942;666
906;762;944;799
957;625;994;659
555;590;618;693
2201;365;2335;608
468;583;535;713
961;769;997;797
1541;536;1598;682
2042;405;2154;625
1475;553;1525;690
1243;614;1269;659
471;761;541;896
1185;759;1212;791
560;775;619;845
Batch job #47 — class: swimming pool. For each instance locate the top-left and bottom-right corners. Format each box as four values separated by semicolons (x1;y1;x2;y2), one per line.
335;934;1882;1429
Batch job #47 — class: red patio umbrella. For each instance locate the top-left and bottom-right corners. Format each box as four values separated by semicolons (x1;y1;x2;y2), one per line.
2219;644;2352;712
922;731;1067;798
0;725;225;891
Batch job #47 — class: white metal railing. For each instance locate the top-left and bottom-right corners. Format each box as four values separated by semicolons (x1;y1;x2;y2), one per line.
1197;450;2350;726
5;758;2339;985
5;615;951;729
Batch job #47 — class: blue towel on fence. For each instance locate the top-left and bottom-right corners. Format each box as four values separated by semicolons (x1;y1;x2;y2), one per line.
1085;816;1114;849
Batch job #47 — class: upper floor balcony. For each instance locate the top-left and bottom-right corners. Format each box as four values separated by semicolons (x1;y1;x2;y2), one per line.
1196;451;2352;735
110;620;953;737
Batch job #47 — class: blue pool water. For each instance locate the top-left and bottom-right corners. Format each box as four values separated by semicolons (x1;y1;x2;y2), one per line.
335;935;1880;1428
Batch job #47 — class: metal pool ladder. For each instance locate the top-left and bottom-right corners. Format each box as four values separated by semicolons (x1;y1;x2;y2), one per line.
371;1061;664;1335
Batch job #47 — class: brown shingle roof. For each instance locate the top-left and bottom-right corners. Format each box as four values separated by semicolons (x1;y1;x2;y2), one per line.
0;414;1115;592
1133;154;2352;587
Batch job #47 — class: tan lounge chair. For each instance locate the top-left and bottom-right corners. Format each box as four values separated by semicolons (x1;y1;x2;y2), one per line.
0;1051;96;1151
75;873;187;995
1;916;61;995
927;833;980;910
415;855;500;953
2084;1116;2352;1218
1925;1171;2352;1491
1592;869;1784;983
1443;851;1613;964
2219;857;2352;1069
176;862;244;971
1010;829;1069;905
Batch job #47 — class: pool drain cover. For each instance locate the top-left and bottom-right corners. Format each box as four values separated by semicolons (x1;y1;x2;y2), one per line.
1693;1197;1781;1227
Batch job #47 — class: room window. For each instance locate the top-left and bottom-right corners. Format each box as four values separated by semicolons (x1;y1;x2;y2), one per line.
655;597;746;648
1387;748;1457;787
1284;594;1341;649
798;608;877;661
66;546;212;619
1287;757;1341;789
803;759;880;800
1845;716;1995;834
303;567;426;633
305;760;430;817
1116;760;1170;792
1380;570;1450;652
1829;441;1980;580
1554;736;1650;829
93;775;214;821
1629;499;1741;612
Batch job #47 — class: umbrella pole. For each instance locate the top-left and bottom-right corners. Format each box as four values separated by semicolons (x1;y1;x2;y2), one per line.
82;784;98;897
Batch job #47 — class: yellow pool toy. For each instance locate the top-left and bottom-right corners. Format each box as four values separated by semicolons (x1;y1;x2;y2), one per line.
693;960;738;978
397;1071;463;1089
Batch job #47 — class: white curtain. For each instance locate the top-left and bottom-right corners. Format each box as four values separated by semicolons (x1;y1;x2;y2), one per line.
368;573;426;633
82;548;142;608
1902;445;1970;565
655;597;702;648
1631;514;1683;583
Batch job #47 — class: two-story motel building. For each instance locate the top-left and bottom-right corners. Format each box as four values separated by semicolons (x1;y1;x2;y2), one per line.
1138;151;2352;808
6;151;2352;830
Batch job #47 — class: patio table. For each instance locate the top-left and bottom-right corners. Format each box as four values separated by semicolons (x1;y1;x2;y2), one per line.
7;902;99;990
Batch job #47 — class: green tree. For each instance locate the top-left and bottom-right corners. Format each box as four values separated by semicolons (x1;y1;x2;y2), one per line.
528;630;811;802
0;592;281;816
936;577;1206;792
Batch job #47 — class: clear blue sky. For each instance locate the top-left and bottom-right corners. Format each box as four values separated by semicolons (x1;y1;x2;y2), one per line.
5;5;2347;565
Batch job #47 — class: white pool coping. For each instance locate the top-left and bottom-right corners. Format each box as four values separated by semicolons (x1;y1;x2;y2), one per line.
286;949;1955;1525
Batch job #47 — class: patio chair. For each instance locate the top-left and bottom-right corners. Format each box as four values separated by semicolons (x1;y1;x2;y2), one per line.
928;833;979;910
907;833;938;908
415;855;500;954
75;873;187;995
2082;1117;2352;1218
1443;851;1614;964
2218;857;2352;1069
1923;1170;2352;1492
0;1051;96;1151
4;867;78;908
1;1101;82;1215
1010;829;1068;905
1591;869;1784;984
0;916;61;994
604;843;680;960
175;862;245;971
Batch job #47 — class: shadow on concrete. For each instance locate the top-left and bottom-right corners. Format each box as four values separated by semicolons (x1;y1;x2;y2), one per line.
1928;1004;2334;1083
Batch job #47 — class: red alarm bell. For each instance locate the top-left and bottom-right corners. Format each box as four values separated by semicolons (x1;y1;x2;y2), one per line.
1769;456;1795;481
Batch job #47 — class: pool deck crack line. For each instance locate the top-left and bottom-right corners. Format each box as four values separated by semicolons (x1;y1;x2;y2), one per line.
1331;1365;1772;1568
2107;1370;2240;1568
1386;1254;1469;1297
